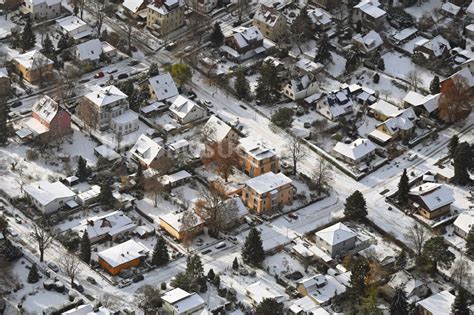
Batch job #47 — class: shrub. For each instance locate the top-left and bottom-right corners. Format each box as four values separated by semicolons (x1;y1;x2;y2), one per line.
26;149;39;161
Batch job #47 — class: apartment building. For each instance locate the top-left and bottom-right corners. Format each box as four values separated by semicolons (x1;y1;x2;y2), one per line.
146;0;185;36
252;4;288;42
237;137;279;178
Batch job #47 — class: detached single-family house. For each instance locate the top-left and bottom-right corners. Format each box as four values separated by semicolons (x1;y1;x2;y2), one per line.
21;0;61;21
332;138;377;165
252;4;288;42
202;115;239;146
222;26;275;63
453;210;474;239
283;74;319;101
24;181;76;214
416;290;455;315
297;274;347;306
74;39;116;66
307;7;332;32
122;0;149;18
315;223;357;258
167;139;189;158
369;105;418;144
159;211;204;241
316;88;354;121
289;296;330;315
161;170;192;189
387;270;429;303
13;50;54;83
97;239;149;275
162;288;207;315
352;30;383;55
169;95;206;124
22;95;71;138
440;2;461;17
409;183;454;220
246;280;284;305
56;16;92;40
73;211;136;243
352;0;387;31
130;134;166;168
237;137;279;177
242;172;294;214
148;72;179;102
403;91;440;117
414;35;451;60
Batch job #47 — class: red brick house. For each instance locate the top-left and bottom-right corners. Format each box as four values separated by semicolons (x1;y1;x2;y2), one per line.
24;95;71;138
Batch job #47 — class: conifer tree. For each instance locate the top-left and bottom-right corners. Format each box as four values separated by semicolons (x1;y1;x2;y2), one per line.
395;249;407;270
21;17;36;51
76;156;89;181
429;75;440;94
241;227;265;266
315;34;332;64
448;134;459;157
465;226;474;259
348;257;370;304
422;236;455;273
148;63;160;77
344;190;368;221
234;68;250;100
80;230;91;264
373;73;380;83
452;288;469;315
255;298;284;315
99;181;114;206
255;61;282;104
151;236;169;266
0;98;9;146
398;169;410;206
377;58;385;71
453;142;471;185
232;257;239;270
27;263;40;283
210;22;224;47
42;34;55;56
390;288;409;315
207;268;215;281
135;163;144;191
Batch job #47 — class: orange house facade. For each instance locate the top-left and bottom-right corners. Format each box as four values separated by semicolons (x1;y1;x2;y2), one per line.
159;211;204;241
242;172;294;214
238;137;280;178
97;240;149;276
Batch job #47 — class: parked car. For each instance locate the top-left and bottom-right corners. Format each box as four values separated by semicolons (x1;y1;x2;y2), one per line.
47;262;59;273
11;101;22;108
288;213;298;220
132;275;144;283
118;279;132;288
201;249;212;255
215;242;227;249
227;236;238;244
204;100;213;108
303;122;311;129
407;153;418;161
72;281;84;293
239;104;247;110
94;71;104;78
196;238;203;246
107;69;118;74
128;60;139;66
86;277;97;285
117;73;128;80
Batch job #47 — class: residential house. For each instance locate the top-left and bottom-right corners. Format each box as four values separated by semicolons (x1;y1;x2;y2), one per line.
282;73;319;101
369;99;403;121
74;39;109;66
332;138;377;165
352;0;387;31
184;0;217;13
413;35;451;60
0;68;11;97
252;4;288;42
222;26;275;63
246;280;284;305
409;183;454;220
467;1;474;19
289;296;330;315
387;270;429;303
21;0;61;21
23;95;71;138
307;8;332;32
241;172;294;213
202;115;239;146
391;27;417;45
159;211;204;240
94;145;121;162
453;210;474;239
56;16;92;40
416;291;455;315
440;2;461;17
297;274;347;306
63;304;112;315
97;239;149;275
315;223;357;258
162;288;207;315
148;72;179;102
352;30;383;55
73;211;136;243
24;181;76;214
169;95;206;124
78;85;139;135
403;91;440;117
167;139;190;158
146;0;185;36
130;134;166;168
76;185;101;206
316;88;354;121
237;137;279;177
122;0;149;19
161;170;192;189
13;50;54;83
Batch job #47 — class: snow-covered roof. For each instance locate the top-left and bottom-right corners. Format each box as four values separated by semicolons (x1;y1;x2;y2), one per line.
32;95;60;124
369;100;402;118
84;85;128;107
254;4;282;27
321;88;354;119
159;211;203;232
63;304;111;315
415;35;450;57
148;72;179;101
230;26;264;49
296;58;324;73
307;8;332;27
298;274;346;305
30;0;60;5
416;291;455;315
290;296;329;315
77;185;101;203
168;139;189;151
468;1;474;15
76;39;103;61
409;183;454;212
24;117;49;135
24;181;75;206
98;239;149;268
453;210;474;235
130;134;164;166
316;223;357;246
245;172;292;195
441;2;460;15
388;270;425;299
203;115;233;143
354;0;386;19
14;50;53;70
161;170;192;185
73;210;136;240
333;138;376;161
445;67;474;88
403;92;440;113
169;95;203;120
238;137;277;161
246;280;284;304
147;0;184;15
122;0;145;13
0;67;9;78
56;16;92;39
162;288;191;304
381;107;417;135
352;30;383;52
111;110;138;125
94;145;120;161
392;27;417;43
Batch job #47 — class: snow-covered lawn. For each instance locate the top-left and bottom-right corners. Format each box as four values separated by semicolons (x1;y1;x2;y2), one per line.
404;0;443;21
382;51;433;91
327;52;346;78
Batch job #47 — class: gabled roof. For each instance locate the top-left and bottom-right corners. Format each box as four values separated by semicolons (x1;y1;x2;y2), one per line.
380;107;417;135
445;67;474;88
169;95;203;119
315;222;357;246
441;2;460;15
416;291;455;315
352;30;383;52
415;35;450;57
122;0;146;13
14;50;53;70
98;239;149;268
84;85;128;107
254;4;282;27
160;211;203;232
307;8;332;26
73;210;136;239
230;26;264;49
24;181;75;206
245;172;292;195
333;138;376;161
354;0;386;19
403;91;440;113
453;210;474;235
130;134;164;166
148;72;179;101
369;100;403;118
246;280;284;304
203;115;233;143
321;88;354;119
32;95;60;124
75;39;103;61
409;183;454;212
388;270;425;298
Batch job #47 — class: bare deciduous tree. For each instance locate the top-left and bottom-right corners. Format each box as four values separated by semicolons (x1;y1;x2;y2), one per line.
181;211;198;250
33;224;53;262
144;175;165;207
134;285;162;314
403;223;428;257
312;156;333;194
77;100;99;131
201;141;239;182
451;255;472;288
407;70;424;92
284;134;307;175
59;253;81;286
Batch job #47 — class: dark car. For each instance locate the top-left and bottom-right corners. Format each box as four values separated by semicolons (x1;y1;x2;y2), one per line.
11;101;22;108
72;281;84;293
128;60;139;66
132;274;144;283
201;249;212;255
117;73;129;80
94;71;104;78
86;277;97;285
